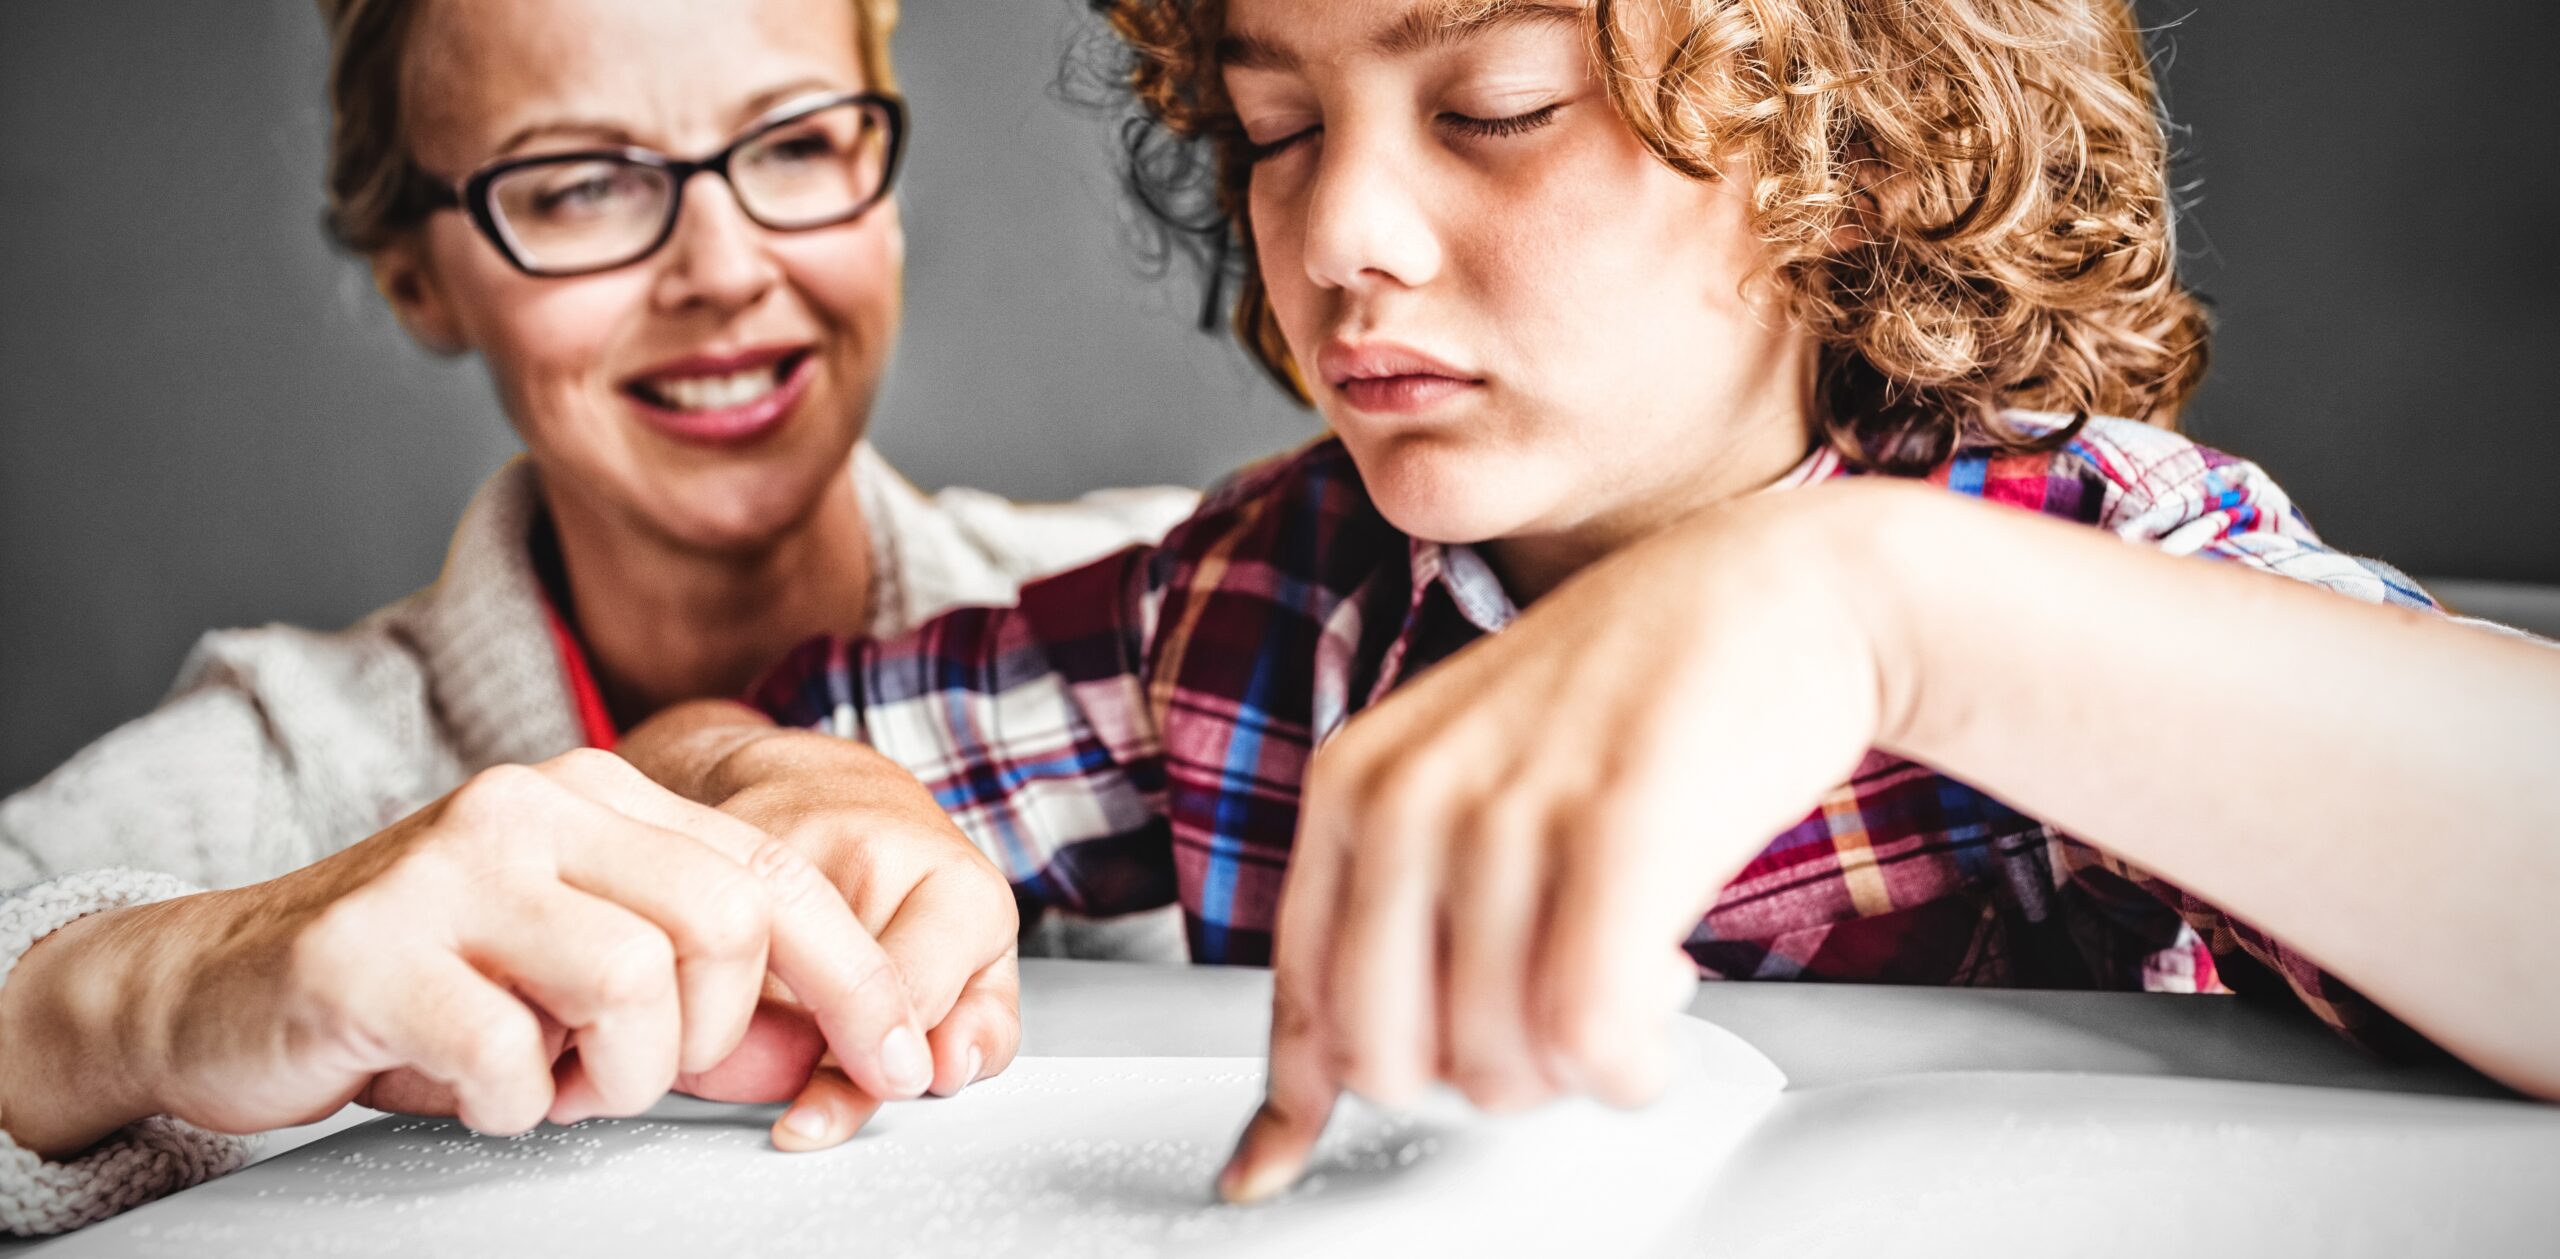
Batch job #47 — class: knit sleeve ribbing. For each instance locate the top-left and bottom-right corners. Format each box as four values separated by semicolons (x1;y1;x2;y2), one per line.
0;869;258;1236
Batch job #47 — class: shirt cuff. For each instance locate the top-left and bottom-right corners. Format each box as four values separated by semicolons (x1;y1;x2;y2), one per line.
0;869;259;1236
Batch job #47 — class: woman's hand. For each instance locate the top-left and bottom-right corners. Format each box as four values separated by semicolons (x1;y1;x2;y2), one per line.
1219;486;1900;1203
619;702;1024;1149
0;748;929;1158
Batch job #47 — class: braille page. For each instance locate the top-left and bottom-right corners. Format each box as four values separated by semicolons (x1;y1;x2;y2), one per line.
48;1016;1784;1258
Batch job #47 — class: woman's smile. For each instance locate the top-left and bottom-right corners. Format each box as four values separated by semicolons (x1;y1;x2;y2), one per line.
620;343;817;445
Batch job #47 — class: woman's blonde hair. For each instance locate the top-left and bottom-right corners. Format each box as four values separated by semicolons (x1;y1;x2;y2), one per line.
1091;0;2208;471
314;0;900;257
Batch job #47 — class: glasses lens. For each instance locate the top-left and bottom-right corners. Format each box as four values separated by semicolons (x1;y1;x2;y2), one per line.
731;101;893;229
484;159;673;273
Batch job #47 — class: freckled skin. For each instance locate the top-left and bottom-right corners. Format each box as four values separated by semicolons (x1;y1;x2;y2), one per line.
1226;0;1818;596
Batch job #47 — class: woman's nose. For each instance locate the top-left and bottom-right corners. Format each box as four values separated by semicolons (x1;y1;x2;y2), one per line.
650;175;780;314
1299;125;1444;295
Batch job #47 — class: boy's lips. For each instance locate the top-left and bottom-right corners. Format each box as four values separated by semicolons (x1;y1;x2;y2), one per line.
1318;340;1484;416
620;343;817;446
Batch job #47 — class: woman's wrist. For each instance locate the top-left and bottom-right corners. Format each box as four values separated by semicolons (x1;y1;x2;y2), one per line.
0;896;203;1157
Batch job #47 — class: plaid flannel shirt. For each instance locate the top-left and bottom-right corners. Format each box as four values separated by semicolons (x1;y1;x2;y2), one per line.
754;415;2441;1051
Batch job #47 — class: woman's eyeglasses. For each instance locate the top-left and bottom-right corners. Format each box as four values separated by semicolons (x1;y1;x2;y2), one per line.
416;91;906;278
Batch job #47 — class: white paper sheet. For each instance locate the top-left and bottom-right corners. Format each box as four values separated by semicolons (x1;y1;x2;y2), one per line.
1693;1071;2560;1259
49;1016;1784;1257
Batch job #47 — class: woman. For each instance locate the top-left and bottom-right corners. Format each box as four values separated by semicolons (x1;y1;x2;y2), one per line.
0;0;1185;1235
618;0;2560;1206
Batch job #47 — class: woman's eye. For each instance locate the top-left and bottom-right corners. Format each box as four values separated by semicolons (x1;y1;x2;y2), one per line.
755;131;841;167
532;167;647;216
1440;102;1563;140
1242;125;1319;165
544;178;610;208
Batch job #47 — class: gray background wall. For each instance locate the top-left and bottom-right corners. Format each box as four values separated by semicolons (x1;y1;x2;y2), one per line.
2;0;2553;795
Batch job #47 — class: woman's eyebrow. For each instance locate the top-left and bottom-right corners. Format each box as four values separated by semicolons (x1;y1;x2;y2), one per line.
486;78;847;158
1218;0;1584;72
491;119;634;157
736;78;848;128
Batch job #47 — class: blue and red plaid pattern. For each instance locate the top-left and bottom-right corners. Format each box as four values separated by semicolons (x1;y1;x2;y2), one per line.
753;415;2440;1052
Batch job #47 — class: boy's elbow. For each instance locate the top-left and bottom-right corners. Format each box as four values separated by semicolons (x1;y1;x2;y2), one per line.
2415;1020;2560;1104
2482;1059;2560;1104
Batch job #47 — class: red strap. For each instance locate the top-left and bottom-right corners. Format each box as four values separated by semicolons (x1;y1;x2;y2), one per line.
541;595;620;752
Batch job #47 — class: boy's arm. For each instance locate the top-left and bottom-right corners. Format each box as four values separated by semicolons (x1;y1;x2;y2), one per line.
1850;480;2560;1091
620;542;1188;1141
1221;476;2560;1203
743;546;1183;924
617;701;1023;1145
1909;438;2461;1057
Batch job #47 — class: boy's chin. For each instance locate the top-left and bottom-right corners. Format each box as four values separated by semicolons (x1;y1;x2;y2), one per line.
1358;453;1554;551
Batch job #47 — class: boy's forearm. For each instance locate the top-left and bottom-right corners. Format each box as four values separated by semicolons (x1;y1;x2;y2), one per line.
619;701;973;866
622;700;915;807
618;700;791;806
1850;485;2560;912
1832;486;2560;1093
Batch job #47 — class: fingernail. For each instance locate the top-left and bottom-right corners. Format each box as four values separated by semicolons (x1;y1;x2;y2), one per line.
936;1044;983;1100
880;1025;931;1096
1218;1151;1295;1205
1214;1155;1250;1203
781;1102;832;1142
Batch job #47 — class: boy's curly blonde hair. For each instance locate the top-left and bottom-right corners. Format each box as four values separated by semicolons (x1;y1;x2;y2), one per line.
1090;0;2207;472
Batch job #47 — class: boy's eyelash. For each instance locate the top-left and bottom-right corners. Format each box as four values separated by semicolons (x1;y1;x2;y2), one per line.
1239;102;1564;164
1441;102;1563;139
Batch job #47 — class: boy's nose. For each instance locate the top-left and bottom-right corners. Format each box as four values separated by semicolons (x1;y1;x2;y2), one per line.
1300;126;1444;295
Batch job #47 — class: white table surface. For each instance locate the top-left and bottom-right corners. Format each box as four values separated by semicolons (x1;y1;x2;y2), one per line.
17;959;2555;1255
1016;958;2512;1095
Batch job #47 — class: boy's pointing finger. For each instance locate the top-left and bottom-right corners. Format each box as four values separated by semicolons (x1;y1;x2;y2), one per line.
1217;992;1339;1205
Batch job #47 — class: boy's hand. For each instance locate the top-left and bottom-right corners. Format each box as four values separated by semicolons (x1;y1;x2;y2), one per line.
620;702;1024;1149
1219;485;1908;1203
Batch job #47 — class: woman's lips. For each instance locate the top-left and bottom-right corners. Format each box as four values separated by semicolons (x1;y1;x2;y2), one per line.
621;350;814;446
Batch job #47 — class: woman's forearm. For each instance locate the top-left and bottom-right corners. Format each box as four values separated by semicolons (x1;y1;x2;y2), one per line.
1838;484;2560;1095
0;898;199;1157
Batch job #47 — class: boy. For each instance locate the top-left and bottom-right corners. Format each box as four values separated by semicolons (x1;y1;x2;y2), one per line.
632;0;2560;1201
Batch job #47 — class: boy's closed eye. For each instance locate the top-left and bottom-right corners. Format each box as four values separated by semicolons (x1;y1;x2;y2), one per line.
1222;2;1593;165
1440;101;1565;141
1236;96;1572;164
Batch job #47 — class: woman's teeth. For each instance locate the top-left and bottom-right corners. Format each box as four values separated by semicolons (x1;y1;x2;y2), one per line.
639;363;785;412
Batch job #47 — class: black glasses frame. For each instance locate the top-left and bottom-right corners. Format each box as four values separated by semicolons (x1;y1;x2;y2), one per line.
418;91;908;278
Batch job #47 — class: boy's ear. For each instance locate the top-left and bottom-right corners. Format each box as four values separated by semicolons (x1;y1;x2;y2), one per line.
372;236;468;356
